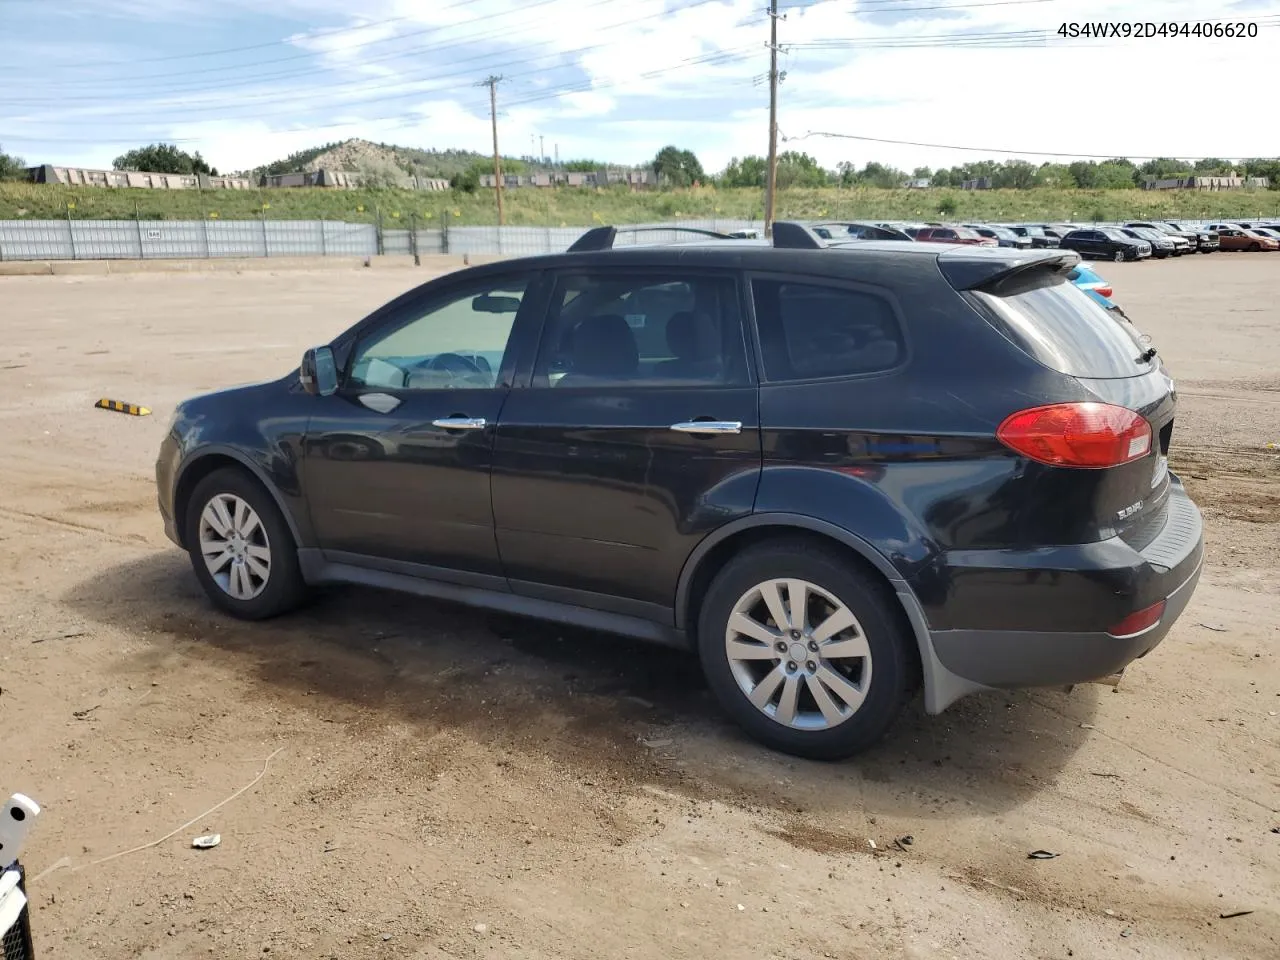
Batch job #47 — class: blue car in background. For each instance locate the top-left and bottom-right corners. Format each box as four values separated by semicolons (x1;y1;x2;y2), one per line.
1069;263;1128;319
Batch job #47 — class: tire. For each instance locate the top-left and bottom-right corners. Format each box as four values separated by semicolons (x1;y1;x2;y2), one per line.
696;539;914;760
1249;242;1261;252
1113;249;1126;262
184;467;307;620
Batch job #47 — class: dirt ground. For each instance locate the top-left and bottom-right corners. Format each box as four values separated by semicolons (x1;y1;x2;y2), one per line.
2;255;1277;960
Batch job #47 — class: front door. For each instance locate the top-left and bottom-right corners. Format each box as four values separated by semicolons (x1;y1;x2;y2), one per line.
491;267;761;617
303;271;539;581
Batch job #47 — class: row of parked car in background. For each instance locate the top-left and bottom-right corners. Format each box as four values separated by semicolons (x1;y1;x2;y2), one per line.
807;218;1280;261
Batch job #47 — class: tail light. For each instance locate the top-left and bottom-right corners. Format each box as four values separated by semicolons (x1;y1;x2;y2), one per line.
1094;285;1113;298
997;402;1152;468
1108;600;1165;638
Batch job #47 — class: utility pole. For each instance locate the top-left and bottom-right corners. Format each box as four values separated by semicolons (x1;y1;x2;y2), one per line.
764;0;780;236
555;143;560;167
480;75;506;225
539;135;545;165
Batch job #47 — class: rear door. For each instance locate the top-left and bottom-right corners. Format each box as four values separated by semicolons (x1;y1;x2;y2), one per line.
491;266;761;617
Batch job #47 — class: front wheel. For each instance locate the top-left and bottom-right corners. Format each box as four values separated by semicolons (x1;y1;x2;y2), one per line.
184;468;308;620
1249;242;1261;252
697;540;914;760
1114;249;1126;262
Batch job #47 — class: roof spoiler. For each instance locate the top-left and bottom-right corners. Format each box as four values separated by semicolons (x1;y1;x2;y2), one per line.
938;249;1080;296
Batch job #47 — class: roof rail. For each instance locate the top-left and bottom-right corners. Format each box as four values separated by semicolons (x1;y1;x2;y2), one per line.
770;221;826;250
566;224;737;252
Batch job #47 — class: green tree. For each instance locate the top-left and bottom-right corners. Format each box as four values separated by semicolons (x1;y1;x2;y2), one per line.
1095;159;1138;189
930;168;955;187
1241;158;1280;188
910;166;932;181
1194;157;1232;175
1137;157;1193;181
775;151;829;188
113;142;215;175
652;145;706;186
845;161;906;189
564;159;603;172
1036;163;1072;188
991;160;1037;189
0;145;26;181
719;155;767;188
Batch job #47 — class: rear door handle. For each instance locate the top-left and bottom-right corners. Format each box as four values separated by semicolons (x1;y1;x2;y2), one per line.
669;420;742;435
431;417;486;430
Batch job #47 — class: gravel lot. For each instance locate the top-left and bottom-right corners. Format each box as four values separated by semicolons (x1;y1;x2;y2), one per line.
2;255;1277;960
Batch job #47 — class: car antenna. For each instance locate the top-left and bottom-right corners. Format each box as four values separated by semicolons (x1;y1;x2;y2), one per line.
1137;346;1158;364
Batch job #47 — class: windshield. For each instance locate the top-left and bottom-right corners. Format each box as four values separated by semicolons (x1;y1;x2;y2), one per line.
1101;228;1130;241
984;226;1016;240
972;278;1155;379
1021;225;1045;237
953;227;982;240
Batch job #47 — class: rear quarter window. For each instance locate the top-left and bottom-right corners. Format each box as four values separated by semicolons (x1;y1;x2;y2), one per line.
752;279;905;381
972;279;1153;379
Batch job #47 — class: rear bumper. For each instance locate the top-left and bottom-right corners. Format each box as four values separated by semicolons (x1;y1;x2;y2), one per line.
918;478;1203;692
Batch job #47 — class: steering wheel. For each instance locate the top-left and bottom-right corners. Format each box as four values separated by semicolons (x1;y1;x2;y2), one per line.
425;352;483;376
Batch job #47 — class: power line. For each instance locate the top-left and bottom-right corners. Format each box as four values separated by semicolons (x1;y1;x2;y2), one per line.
2;0;723;105
2;1;751;127
8;0;604;87
0;47;758;147
787;131;1271;162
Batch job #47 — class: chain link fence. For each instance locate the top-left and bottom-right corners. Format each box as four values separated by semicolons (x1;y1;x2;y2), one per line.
0;216;761;262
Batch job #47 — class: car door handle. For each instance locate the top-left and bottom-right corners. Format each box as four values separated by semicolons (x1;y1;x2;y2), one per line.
669;420;742;435
431;417;486;430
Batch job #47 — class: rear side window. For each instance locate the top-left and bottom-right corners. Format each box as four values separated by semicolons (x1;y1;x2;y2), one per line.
972;279;1153;379
752;279;905;381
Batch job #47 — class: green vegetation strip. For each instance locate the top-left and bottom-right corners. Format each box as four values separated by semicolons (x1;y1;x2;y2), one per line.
3;183;1278;225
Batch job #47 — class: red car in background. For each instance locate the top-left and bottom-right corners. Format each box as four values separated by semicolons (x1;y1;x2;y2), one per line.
913;225;998;246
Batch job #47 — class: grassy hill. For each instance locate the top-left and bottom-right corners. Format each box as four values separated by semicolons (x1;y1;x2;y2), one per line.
3;181;1278;226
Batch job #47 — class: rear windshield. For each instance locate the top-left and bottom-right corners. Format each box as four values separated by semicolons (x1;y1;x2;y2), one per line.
972;278;1154;378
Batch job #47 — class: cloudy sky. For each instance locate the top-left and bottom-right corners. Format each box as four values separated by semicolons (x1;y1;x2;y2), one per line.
2;0;1279;175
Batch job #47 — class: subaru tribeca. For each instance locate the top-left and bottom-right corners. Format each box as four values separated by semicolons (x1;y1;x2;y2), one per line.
156;223;1203;759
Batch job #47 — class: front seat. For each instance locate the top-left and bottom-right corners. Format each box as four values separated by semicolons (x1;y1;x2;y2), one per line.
656;310;721;381
556;314;639;387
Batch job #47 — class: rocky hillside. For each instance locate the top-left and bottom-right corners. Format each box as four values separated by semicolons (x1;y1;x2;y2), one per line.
254;138;490;180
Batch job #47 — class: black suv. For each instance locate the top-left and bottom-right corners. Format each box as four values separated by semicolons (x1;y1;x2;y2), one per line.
157;223;1203;759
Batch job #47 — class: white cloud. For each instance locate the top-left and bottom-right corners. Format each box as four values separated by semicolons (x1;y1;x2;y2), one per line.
11;0;1280;174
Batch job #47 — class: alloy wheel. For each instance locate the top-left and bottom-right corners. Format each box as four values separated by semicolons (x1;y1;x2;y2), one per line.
724;578;872;731
198;493;272;600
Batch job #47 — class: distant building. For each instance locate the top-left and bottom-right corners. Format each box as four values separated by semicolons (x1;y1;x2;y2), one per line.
906;178;931;190
27;164;250;190
959;177;993;191
479;167;658;189
258;169;450;190
1141;175;1269;190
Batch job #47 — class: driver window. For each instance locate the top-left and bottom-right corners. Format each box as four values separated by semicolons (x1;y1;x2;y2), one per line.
348;277;529;391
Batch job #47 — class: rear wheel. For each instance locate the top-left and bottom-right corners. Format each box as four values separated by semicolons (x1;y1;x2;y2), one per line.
184;468;308;620
697;540;913;760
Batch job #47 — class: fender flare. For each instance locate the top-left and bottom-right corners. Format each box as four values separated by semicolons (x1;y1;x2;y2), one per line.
174;445;306;549
673;512;985;714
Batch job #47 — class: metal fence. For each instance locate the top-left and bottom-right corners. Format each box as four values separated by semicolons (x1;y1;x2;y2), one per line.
0;217;761;262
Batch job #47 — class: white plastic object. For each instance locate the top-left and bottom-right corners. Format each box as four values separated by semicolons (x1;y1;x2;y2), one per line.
0;869;27;936
0;794;40;865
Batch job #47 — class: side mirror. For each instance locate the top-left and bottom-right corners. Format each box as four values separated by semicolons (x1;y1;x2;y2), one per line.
300;346;337;396
472;294;521;314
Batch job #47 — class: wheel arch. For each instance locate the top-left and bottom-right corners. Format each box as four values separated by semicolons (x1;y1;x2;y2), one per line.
173;447;304;550
674;514;986;714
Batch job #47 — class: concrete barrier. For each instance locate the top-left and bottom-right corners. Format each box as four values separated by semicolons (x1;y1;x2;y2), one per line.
0;254;511;278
